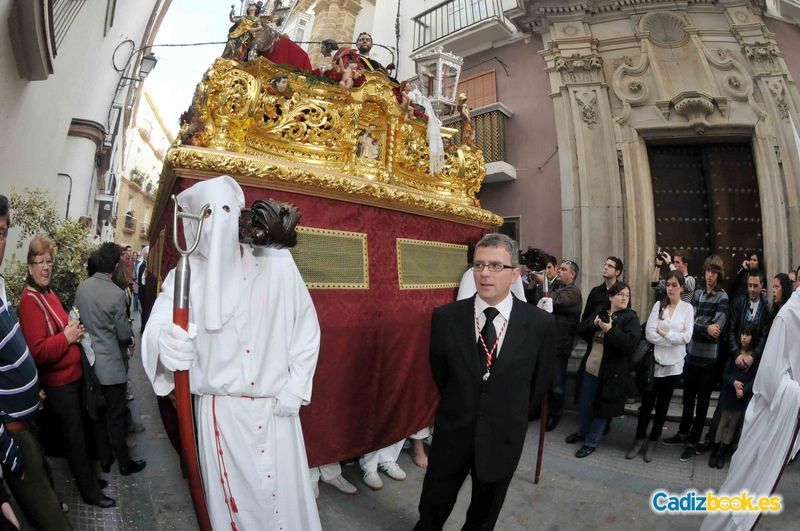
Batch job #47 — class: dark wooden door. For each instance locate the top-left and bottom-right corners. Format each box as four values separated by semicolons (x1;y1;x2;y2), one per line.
648;143;762;284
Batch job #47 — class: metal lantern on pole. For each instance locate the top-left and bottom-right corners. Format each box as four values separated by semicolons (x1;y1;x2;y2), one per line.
412;46;464;116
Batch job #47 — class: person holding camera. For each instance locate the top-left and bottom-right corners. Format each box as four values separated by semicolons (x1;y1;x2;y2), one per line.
651;249;695;302
536;260;582;432
566;282;641;458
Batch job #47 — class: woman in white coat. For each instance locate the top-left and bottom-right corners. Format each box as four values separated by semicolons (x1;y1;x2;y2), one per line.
627;271;694;462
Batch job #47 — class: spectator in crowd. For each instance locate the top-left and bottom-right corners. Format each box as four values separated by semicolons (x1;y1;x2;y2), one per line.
727;270;769;359
788;269;796;289
567;282;640;457
74;243;146;476
628;271;693;462
0;195;70;530
537;260;582;432
131;251;140;312
17;235;115;508
708;323;759;469
651;249;695;302
771;273;793;315
730;252;763;303
664;255;729;461
523;254;558;306
582;256;624;321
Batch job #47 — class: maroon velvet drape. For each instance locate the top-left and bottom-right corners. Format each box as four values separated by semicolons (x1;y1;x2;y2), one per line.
148;177;486;466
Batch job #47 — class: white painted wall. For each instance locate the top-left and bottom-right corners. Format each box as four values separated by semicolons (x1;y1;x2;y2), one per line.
0;1;165;222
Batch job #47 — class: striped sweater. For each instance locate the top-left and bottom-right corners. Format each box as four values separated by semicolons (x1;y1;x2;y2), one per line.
0;284;41;475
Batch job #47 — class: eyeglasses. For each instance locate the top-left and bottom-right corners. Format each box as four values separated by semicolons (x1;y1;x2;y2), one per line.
31;259;53;267
471;262;515;273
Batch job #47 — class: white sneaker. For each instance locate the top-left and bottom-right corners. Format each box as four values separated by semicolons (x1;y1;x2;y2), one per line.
362;471;383;490
313;480;319;499
321;474;358;495
378;461;407;481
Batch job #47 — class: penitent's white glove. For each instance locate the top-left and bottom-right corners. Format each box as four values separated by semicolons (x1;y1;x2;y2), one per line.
273;390;302;417
537;297;554;314
158;323;198;372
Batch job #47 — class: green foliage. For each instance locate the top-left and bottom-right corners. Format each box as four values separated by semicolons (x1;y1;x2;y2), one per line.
5;188;94;310
130;167;145;187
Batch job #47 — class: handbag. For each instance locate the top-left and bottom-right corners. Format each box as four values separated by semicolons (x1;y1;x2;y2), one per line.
630;324;655;394
79;344;105;421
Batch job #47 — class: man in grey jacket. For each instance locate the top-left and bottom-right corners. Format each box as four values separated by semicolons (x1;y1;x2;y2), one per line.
75;242;145;476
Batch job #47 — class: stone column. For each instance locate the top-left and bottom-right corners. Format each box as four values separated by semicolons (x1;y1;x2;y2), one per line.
307;0;364;67
541;25;625;304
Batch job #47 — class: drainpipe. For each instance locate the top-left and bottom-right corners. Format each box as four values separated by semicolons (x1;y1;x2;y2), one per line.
57;173;72;219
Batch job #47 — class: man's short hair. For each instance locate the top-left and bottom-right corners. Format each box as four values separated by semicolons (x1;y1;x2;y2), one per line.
124;245;132;251
607;256;623;276
747;269;764;285
357;32;372;40
674;248;692;265
562;259;580;277
475;233;518;267
0;194;9;224
93;242;123;274
546;254;558;268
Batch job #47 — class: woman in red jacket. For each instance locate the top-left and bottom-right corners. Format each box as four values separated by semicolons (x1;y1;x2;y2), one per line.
17;235;115;508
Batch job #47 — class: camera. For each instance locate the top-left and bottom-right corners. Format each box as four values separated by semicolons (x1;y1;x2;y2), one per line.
599;310;611;324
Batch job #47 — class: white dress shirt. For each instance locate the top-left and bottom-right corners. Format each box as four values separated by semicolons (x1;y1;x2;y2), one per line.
645;300;695;377
474;292;513;357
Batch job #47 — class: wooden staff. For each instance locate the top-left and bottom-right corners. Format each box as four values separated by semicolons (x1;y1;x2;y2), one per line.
535;273;550;485
170;196;212;531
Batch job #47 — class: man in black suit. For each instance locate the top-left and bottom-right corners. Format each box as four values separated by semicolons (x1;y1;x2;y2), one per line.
415;233;555;530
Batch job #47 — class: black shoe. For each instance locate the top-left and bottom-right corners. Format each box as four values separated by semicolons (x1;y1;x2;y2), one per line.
695;440;712;454
119;460;146;476
565;433;586;444
662;434;687;446
545;416;559;432
575;445;595;458
680;444;696;462
101;462;112;474
98;479;108;489
86;496;116;508
716;444;729;469
708;444;720;468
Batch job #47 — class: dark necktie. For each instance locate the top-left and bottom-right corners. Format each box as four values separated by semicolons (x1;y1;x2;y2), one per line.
478;307;500;369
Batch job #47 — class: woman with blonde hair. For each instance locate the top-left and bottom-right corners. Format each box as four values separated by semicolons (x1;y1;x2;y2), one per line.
17;235;114;508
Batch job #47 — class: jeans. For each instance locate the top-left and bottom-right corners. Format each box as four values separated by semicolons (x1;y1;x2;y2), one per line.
549;357;569;420
577;372;608;448
678;362;717;444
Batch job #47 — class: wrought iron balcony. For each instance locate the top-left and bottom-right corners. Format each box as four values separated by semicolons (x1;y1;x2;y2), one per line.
443;102;515;182
412;0;513;54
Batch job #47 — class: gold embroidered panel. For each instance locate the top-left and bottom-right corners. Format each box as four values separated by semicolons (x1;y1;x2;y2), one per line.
289;227;369;289
396;239;467;290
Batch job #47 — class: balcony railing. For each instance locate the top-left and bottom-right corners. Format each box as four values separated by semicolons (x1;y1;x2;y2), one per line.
443;103;510;163
413;0;503;50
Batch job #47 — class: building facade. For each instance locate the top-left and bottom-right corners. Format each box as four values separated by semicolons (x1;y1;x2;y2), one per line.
357;0;800;312
1;0;170;257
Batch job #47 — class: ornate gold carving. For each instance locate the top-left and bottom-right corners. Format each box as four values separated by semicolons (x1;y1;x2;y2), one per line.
179;57;490;218
166;146;502;227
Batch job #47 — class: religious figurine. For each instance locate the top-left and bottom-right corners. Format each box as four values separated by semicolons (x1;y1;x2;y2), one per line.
268;74;293;99
356;32;396;81
396;82;416;121
223;2;264;62
356;124;379;160
457;93;475;148
332;48;363;95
